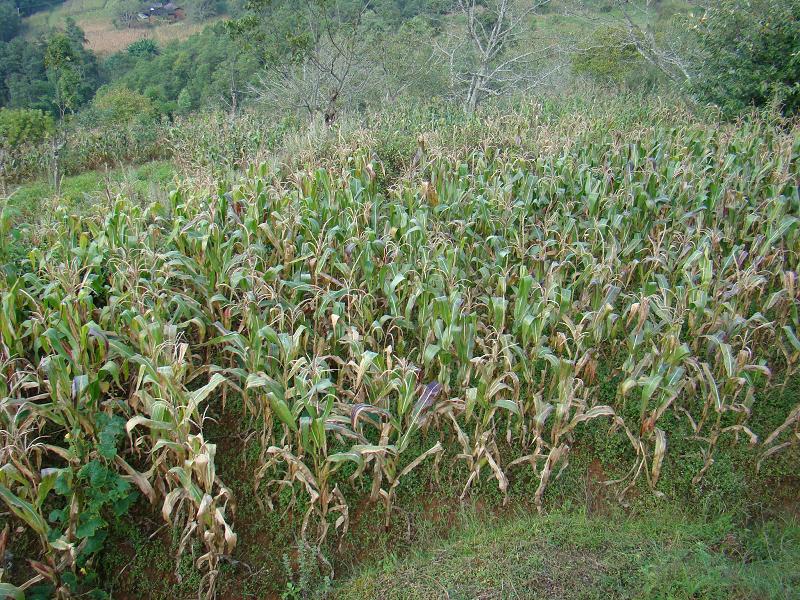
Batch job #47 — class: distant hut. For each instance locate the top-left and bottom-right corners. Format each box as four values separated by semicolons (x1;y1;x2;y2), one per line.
163;2;183;20
143;1;182;22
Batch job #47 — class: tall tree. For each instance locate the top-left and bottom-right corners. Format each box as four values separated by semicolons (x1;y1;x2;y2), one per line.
1;37;52;111
437;0;562;113
232;0;375;123
437;0;559;113
0;0;21;42
45;33;83;119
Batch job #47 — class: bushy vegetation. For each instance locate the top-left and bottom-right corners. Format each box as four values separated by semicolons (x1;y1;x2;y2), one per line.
573;25;655;89
0;18;100;116
0;109;54;148
90;86;156;124
690;0;800;116
103;23;260;115
13;0;67;17
1;97;798;597
0;1;22;42
1;0;799;597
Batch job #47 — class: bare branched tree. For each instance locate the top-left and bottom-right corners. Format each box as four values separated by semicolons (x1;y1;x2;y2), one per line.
565;0;693;84
374;22;446;104
252;0;374;124
612;0;692;83
436;0;561;113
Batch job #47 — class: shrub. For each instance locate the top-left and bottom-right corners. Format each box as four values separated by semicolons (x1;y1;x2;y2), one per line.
573;26;655;89
0;107;55;148
92;86;157;124
127;38;160;58
691;0;800;115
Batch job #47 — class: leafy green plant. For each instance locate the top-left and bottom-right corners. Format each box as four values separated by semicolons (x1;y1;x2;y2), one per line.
1;96;799;597
691;0;800;115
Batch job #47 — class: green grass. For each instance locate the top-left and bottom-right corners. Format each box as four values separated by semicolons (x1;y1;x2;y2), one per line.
23;0;112;29
5;159;174;222
335;508;800;600
1;160;174;269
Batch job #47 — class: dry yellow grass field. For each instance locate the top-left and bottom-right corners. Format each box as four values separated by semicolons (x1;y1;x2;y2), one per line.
24;0;225;55
81;19;219;54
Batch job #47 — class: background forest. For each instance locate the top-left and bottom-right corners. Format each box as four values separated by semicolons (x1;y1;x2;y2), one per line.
1;0;798;164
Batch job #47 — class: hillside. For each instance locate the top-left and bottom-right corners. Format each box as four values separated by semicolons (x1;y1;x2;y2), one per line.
22;0;226;54
1;1;800;598
2;96;800;598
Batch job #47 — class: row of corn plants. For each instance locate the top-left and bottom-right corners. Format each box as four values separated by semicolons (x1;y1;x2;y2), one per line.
1;113;799;597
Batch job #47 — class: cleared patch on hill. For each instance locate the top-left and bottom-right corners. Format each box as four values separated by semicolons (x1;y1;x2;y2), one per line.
23;0;224;55
81;19;219;54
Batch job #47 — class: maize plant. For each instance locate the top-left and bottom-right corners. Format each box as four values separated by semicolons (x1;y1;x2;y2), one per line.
255;390;383;544
353;377;445;528
0;104;798;594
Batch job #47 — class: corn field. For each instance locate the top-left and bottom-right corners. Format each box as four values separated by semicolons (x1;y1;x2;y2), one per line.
1;106;799;597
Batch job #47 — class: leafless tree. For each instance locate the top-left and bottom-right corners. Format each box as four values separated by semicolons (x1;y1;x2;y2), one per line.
436;0;562;113
373;23;446;104
187;0;218;22
112;0;140;28
566;0;693;84
252;0;374;124
612;1;692;82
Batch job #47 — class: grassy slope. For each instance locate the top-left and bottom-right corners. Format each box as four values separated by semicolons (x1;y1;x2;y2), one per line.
336;509;800;600
6;160;174;221
2;161;174;264
23;0;224;55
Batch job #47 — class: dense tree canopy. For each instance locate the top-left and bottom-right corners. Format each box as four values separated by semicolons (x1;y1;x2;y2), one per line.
104;24;260;114
691;0;800;115
13;0;66;16
0;0;21;42
0;19;100;116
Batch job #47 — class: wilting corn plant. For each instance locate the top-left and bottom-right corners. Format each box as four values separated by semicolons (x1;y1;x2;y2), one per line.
353;375;445;528
509;353;627;510
448;333;521;502
0;106;798;594
0;361;71;594
255;391;378;544
123;332;236;596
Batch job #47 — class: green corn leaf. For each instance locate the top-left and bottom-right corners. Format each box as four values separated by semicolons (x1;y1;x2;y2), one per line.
328;451;364;469
188;373;226;411
494;398;520;416
269;392;297;431
783;325;800;352
0;583;25;600
0;483;49;537
423;344;440;366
